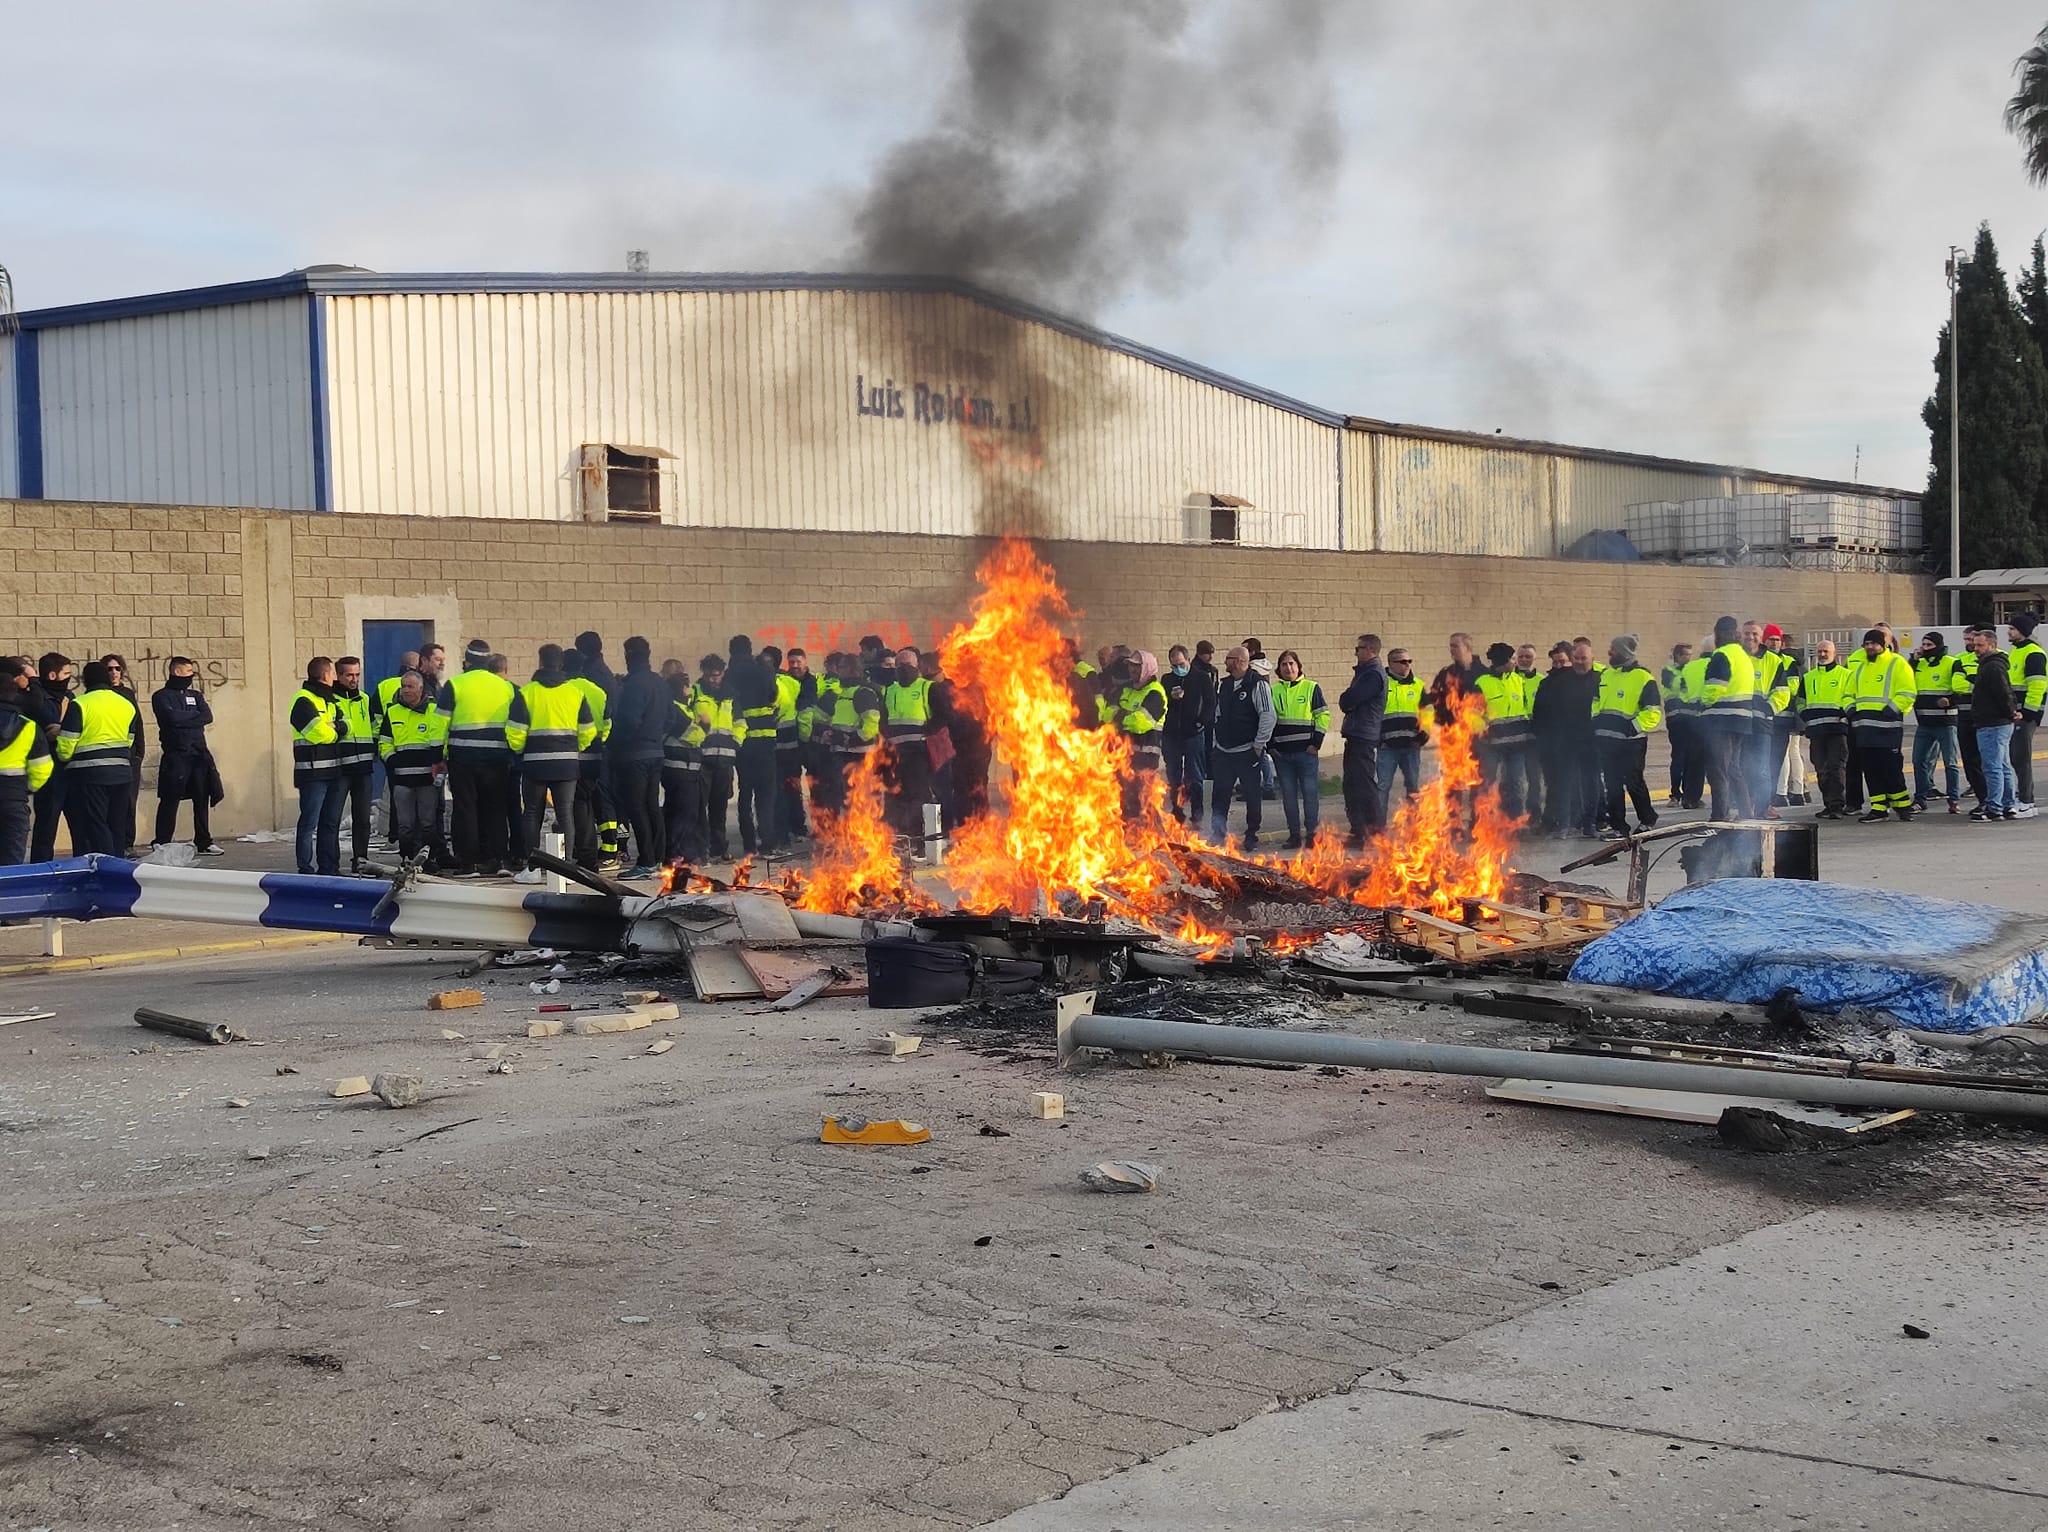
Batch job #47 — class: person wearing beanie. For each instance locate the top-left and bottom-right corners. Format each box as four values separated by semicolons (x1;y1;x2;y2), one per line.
1531;639;1603;837
437;637;518;876
1758;623;1807;809
1592;635;1662;837
1910;631;1964;813
1849;627;1918;822
2006;613;2045;816
1472;641;1535;821
1695;614;1758;820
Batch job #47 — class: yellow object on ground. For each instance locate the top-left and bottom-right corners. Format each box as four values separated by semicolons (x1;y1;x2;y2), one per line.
820;1116;931;1145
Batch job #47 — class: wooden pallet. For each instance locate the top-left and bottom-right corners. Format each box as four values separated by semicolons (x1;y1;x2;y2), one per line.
1387;898;1624;965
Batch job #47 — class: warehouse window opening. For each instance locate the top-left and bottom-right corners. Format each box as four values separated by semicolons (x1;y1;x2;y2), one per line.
575;443;674;524
1183;491;1252;545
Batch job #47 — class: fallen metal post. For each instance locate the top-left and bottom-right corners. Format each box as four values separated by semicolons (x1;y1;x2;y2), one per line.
135;1006;233;1045
1053;997;2048;1120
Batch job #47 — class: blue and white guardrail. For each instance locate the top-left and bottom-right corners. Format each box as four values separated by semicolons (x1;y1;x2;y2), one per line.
0;857;650;954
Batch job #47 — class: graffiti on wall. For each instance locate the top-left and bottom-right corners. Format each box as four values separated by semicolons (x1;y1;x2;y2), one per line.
58;647;235;688
753;617;955;657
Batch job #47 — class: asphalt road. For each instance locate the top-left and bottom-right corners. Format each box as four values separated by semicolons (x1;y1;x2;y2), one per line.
3;819;2046;1530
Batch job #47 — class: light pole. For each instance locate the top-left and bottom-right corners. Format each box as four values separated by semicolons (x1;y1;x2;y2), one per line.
1948;246;1966;625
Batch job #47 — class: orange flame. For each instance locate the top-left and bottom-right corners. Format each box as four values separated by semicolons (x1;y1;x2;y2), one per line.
796;747;940;914
939;538;1169;913
1352;691;1518;917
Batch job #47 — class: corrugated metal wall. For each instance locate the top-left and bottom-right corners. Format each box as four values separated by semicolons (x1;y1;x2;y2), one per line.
0;335;17;499
320;289;1340;545
1372;437;1556;555
1554;458;1734;549
36;299;315;510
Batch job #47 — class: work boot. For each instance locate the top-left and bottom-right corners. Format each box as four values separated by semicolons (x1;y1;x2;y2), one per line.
1856;809;1887;823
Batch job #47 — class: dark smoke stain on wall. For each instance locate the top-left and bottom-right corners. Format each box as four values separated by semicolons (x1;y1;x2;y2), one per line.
852;0;1345;536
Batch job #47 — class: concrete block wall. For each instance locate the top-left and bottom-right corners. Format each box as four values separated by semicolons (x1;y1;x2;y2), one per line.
0;498;1935;837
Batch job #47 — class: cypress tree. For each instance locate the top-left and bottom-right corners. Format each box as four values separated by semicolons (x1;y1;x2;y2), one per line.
1924;223;2048;573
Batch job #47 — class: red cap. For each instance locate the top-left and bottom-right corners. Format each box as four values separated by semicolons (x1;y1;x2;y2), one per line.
1761;624;1784;640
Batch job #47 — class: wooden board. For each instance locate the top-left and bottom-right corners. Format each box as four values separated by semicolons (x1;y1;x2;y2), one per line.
1485;1077;1906;1130
685;944;767;1002
737;947;867;1000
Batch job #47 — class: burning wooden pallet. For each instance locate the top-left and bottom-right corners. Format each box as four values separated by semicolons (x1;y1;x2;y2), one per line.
1386;896;1632;965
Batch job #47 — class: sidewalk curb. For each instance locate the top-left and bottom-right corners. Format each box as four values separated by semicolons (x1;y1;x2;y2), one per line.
0;931;351;979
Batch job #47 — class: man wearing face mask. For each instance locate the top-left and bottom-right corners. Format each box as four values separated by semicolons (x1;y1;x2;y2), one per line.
25;653;73;863
331;656;378;874
150;657;224;855
0;656;55;866
1162;644;1213;825
882;646;934;840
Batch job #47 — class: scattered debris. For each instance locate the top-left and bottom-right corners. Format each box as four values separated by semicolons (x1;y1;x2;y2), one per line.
1486;1079;1911;1132
332;1076;373;1098
488;1059;511;1074
573;1002;681;1036
471;1044;504;1061
871;1032;922;1056
1030;1091;1065;1120
1081;1161;1160;1193
534;1001;602;1014
528;1020;565;1038
530;979;562;995
1718;1105;1916;1152
0;1008;54;1027
275;1064;299;1076
618;1315;650;1325
428;989;484;1012
371;1073;423;1108
973;1235;994;1246
1903;1323;1932;1340
246;1146;270;1160
978;1123;1012;1137
686;945;766;1002
374;1117;480;1154
225;1097;250;1109
135;1006;235;1046
288;1351;345;1371
821;1116;931;1145
743;949;866;1006
646;1039;675;1056
768;970;834;1011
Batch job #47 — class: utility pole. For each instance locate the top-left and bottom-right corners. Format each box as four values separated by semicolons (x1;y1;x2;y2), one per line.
1948;246;1966;625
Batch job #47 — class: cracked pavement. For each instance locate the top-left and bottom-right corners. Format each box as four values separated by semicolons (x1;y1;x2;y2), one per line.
0;940;2015;1530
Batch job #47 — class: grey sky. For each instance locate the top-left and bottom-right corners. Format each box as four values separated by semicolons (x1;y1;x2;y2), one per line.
8;1;2046;491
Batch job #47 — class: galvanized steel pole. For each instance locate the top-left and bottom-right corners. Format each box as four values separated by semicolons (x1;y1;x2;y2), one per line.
1950;245;1965;626
1058;1009;2048;1121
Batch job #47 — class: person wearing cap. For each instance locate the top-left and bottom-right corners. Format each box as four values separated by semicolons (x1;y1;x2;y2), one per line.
1849;627;1917;823
1592;635;1662;837
1910;631;1964;814
437;638;518;877
1758;624;1806;808
2007;613;2046;817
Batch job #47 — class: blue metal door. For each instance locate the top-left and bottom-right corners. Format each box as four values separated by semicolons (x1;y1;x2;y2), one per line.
361;620;430;817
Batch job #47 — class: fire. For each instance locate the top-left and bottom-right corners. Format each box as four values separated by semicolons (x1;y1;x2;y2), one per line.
938;538;1171;914
778;536;1524;944
796;747;940;914
1352;690;1517;917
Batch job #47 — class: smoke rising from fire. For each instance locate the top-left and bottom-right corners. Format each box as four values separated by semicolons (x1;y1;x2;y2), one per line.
853;0;1344;316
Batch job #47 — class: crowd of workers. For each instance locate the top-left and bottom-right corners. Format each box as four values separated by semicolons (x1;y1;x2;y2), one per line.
1;612;2041;873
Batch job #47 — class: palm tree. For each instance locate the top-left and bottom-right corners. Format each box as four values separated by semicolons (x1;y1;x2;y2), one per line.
2006;24;2048;186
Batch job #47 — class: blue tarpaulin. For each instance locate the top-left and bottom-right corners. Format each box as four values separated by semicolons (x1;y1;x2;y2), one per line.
1568;879;2048;1034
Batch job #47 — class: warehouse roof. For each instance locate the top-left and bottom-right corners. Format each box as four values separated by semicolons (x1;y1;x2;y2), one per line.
7;268;1920;501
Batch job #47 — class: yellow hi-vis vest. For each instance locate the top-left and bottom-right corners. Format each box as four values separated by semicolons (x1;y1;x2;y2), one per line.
1698;643;1756;728
0;709;54;795
334;689;376;774
444;668;515;763
1797;663;1849;733
508;680;596;777
56;688;137;782
695;687;738;762
2011;640;2048;719
774;671;801;745
1268;676;1329;751
1849;650;1916;737
1593;665;1663;741
828;682;882;757
1471;671;1532;745
569;676;610;766
883;676;932;748
377;701;448;783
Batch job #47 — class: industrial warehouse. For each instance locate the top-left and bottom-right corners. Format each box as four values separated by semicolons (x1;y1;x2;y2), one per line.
1;268;1934;833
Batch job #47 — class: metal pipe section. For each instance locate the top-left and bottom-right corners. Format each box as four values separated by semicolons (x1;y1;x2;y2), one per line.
1058;1011;2048;1121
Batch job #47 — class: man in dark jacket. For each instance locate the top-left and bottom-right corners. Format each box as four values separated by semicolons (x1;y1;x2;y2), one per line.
1425;632;1482;728
0;656;55;866
150;656;224;855
1532;639;1603;837
25;652;73;862
726;635;783;854
1966;624;2021;820
607;635;669;876
1337;634;1387;846
1161;644;1215;823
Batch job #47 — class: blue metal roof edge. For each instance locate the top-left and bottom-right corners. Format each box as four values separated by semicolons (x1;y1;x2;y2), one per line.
9;270;1347;428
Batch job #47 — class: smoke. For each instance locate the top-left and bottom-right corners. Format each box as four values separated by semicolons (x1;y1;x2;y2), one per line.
854;0;1344;315
1388;2;1932;461
849;0;1347;537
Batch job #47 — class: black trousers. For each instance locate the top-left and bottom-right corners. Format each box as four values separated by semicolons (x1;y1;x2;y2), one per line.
1597;738;1656;830
154;789;213;849
1341;738;1381;841
448;761;512;871
30;773;64;862
2014;719;2039;805
1703;729;1754;821
815;751;852;816
776;744;807;839
663;767;705;863
1810;731;1850;813
1210;748;1264;845
614;758;664;867
1959;723;1986;803
340;771;373;864
701;758;735;859
0;789;28;865
736;738;781;852
886;743;932;838
1857;741;1909;812
1667;717;1705;806
522;776;579;851
584;763;617;855
66;778;125;856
